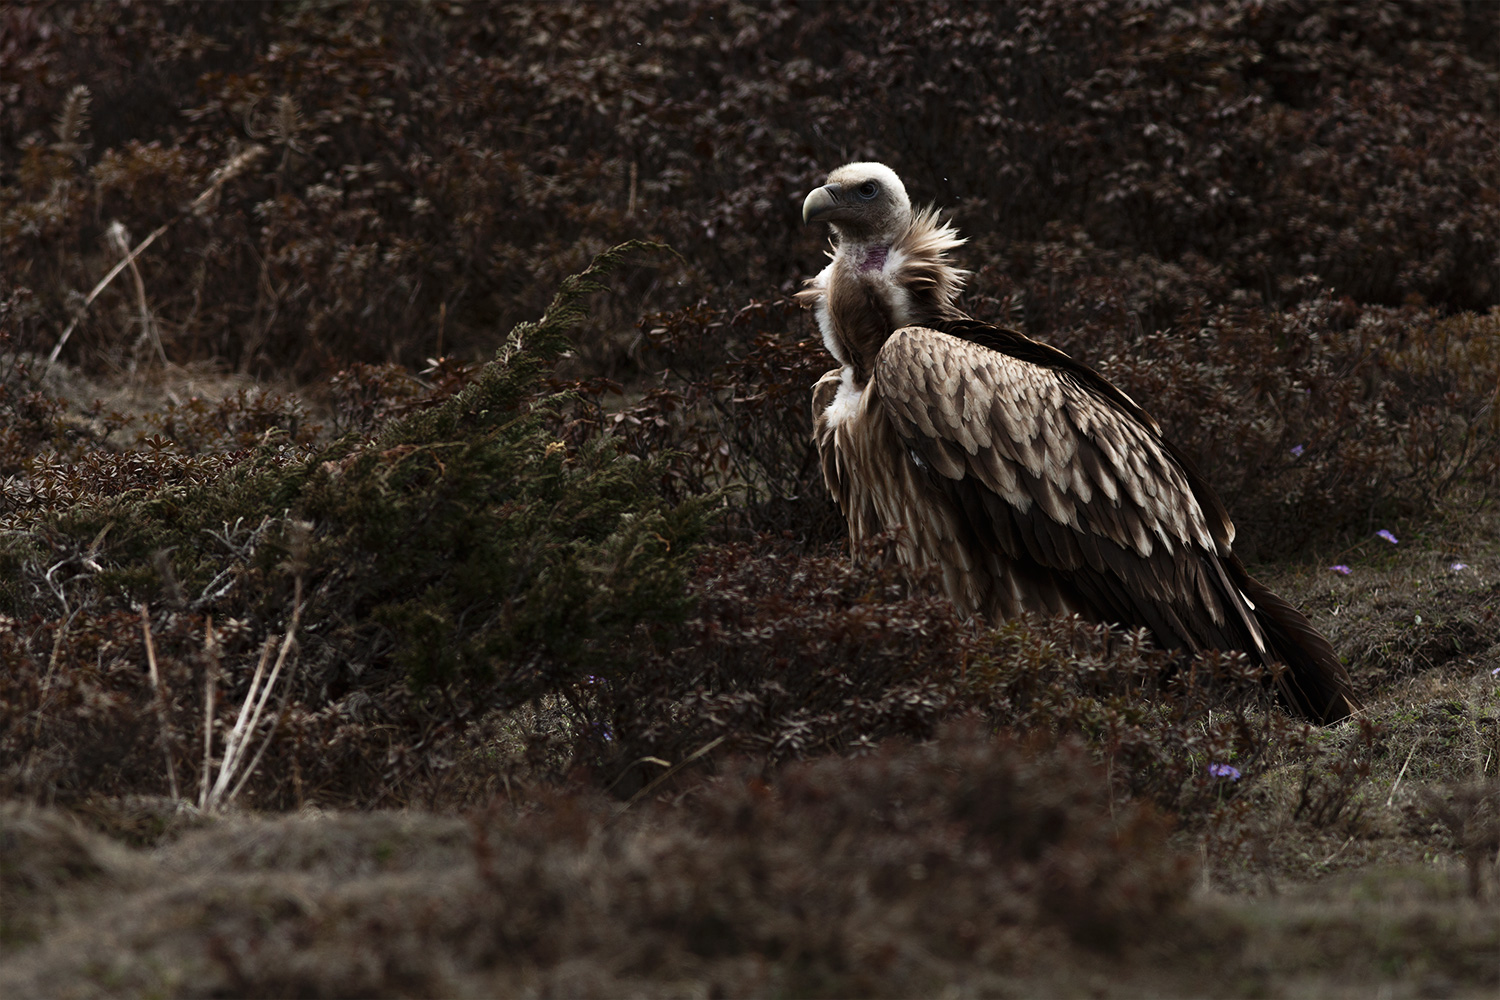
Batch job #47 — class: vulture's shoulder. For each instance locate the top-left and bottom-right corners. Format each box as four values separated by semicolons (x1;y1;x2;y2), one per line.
894;318;1159;432
871;320;1236;554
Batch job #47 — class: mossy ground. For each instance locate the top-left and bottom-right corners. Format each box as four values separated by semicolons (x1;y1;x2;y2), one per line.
2;504;1496;998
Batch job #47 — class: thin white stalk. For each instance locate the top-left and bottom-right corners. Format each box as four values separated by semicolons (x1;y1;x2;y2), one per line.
622;734;727;810
225;625;293;788
197;617;218;810
235;640;287;767
208;637;273;806
107;221;167;367
1319;835;1355;867
1386;739;1421;808
140;604;180;801
223;662;293;808
48;221;170;369
206;579;302;811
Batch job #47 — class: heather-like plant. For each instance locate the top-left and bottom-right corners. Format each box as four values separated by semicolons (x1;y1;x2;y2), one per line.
0;244;713;807
5;1;1499;555
570;537;1293;825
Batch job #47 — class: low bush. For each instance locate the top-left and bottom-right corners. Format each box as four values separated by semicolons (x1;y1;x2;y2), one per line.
0;245;714;809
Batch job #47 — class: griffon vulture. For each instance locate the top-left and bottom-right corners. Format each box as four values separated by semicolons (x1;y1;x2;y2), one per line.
798;162;1358;723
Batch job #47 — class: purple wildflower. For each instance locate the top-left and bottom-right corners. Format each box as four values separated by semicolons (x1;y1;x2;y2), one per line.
1377;529;1399;545
1208;763;1241;781
1290;444;1305;458
1450;562;1468;571
1330;564;1351;575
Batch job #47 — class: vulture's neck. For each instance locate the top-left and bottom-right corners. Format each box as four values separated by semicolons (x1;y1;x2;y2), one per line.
799;207;969;386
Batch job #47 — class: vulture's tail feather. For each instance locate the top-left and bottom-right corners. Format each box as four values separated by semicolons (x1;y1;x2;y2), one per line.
1235;566;1360;724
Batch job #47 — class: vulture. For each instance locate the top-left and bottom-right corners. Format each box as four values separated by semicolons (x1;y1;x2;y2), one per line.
798;162;1358;723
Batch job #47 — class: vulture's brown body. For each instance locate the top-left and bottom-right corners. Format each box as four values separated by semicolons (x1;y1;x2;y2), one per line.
799;162;1359;723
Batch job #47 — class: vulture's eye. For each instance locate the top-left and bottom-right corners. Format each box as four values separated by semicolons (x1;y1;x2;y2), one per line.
856;181;879;200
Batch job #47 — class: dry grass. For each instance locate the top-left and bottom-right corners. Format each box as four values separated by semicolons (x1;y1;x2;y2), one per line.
4;722;1498;999
4;509;1499;996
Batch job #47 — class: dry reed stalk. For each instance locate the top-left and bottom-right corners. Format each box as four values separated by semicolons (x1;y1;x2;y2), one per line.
622;734;727;810
197;616;218;810
45;144;265;372
105;221;168;368
208;636;273;806
204;577;303;811
140;603;181;801
1386;738;1422;808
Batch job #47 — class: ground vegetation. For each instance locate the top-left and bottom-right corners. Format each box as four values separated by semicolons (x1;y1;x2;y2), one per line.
2;2;1498;995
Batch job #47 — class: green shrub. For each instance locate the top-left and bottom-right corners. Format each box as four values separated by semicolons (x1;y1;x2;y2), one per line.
0;244;713;807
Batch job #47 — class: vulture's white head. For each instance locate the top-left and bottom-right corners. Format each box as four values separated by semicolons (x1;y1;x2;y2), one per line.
802;162;913;243
798;161;969;379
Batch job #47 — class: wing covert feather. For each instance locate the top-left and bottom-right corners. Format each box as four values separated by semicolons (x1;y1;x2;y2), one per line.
874;327;1214;559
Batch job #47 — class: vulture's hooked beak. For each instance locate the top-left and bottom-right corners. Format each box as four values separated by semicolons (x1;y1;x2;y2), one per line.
802;182;844;225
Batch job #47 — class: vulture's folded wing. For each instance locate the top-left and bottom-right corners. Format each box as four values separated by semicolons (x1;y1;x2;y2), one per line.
872;322;1357;721
874;326;1239;640
875;324;1225;602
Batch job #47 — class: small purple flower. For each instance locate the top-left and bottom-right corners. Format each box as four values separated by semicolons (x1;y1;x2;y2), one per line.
1492;667;1500;677
1208;763;1241;781
1330;564;1351;575
1377;529;1399;545
1290;444;1305;458
1450;562;1468;572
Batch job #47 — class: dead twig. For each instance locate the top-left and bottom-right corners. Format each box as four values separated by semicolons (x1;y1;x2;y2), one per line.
46;145;265;372
140;603;181;801
204;576;302;811
1386;738;1422;808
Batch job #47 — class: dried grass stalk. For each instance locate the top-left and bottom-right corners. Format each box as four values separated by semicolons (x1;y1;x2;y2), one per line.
140;604;180;801
204;578;302;811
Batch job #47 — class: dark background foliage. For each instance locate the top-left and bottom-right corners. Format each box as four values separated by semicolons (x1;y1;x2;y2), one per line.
5;0;1498;554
